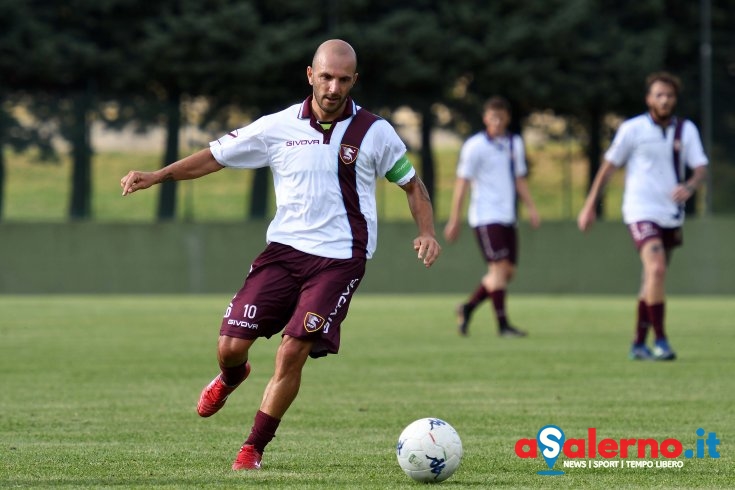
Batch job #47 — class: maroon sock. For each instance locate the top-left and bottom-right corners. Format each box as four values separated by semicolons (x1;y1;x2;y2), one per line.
467;284;489;309
489;289;509;328
633;299;650;345
245;410;281;454
220;361;249;387
647;302;666;341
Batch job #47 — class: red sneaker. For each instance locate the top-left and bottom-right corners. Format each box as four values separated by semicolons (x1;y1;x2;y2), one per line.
232;444;262;470
196;362;251;417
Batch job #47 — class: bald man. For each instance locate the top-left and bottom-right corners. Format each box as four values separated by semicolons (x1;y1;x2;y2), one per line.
120;39;440;470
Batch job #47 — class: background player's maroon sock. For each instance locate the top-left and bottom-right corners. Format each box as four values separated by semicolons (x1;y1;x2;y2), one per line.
220;361;249;387
467;284;489;309
634;299;650;345
489;289;509;328
647;302;666;341
245;410;281;455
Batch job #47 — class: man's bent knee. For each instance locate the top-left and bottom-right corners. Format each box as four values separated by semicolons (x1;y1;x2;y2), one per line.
217;335;253;365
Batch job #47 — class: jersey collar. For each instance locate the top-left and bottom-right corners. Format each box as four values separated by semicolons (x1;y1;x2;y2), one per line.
484;131;510;144
646;112;678;128
299;96;357;142
298;96;356;122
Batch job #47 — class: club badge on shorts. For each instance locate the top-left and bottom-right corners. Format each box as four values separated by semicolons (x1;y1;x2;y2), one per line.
303;312;326;332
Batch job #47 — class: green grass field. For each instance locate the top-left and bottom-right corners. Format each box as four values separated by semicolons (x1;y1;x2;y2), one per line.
1;294;732;488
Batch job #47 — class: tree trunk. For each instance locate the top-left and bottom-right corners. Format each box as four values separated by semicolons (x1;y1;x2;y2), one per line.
684;166;696;215
158;91;181;221
0;130;4;222
584;108;604;218
249;167;269;219
0;101;6;221
419;104;436;205
69;90;93;220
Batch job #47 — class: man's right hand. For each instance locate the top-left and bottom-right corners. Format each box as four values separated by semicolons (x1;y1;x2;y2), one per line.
577;205;596;232
443;220;461;243
120;171;156;196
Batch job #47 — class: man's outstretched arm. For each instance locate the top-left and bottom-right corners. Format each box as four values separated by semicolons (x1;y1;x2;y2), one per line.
121;148;224;196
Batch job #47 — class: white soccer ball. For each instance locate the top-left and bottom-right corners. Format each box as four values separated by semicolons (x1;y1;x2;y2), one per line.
396;417;463;483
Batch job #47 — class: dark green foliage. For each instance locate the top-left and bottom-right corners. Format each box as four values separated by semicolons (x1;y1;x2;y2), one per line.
0;0;733;219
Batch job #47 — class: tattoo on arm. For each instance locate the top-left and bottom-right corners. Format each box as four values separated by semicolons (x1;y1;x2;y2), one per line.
161;172;174;183
410;176;432;203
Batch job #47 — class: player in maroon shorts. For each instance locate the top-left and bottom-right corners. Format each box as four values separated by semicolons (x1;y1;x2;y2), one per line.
578;72;708;361
444;96;540;338
120;39;441;470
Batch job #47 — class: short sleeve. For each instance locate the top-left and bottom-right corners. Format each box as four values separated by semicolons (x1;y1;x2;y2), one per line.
209;117;270;169
512;134;528;178
604;121;634;167
456;137;479;180
370;120;414;185
682;121;709;168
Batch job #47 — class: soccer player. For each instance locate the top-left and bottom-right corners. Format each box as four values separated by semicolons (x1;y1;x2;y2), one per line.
120;39;441;470
578;71;708;361
443;96;540;337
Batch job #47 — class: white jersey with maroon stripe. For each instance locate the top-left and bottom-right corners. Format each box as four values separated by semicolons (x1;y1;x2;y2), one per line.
456;132;527;227
209;98;414;260
605;113;708;227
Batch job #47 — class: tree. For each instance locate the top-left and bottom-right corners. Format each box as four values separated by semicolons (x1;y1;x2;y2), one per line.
444;0;668;217
659;0;735;213
131;0;323;220
16;0;152;220
0;0;56;220
198;0;323;219
336;1;461;206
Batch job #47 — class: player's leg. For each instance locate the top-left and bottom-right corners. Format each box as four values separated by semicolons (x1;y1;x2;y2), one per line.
458;224;521;336
234;251;366;470
197;336;255;417
484;259;525;337
233;335;314;470
456;283;489;336
199;245;300;418
216;335;254;397
481;225;525;337
629;272;653;360
639;238;675;360
259;335;314;417
455;226;492;335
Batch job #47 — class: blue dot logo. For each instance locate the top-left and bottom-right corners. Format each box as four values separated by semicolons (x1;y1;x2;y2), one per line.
537;425;565;475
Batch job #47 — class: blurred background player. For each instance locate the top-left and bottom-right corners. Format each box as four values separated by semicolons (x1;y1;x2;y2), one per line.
578;71;708;361
120;39;440;470
444;96;540;337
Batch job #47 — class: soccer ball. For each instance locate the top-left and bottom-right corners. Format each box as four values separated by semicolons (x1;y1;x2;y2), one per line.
396;417;463;483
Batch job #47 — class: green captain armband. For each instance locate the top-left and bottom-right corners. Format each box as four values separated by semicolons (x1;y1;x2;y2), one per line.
385;155;414;183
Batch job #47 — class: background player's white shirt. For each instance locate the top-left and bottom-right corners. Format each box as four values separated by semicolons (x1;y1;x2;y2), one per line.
209;99;414;260
605;114;708;227
456;132;527;227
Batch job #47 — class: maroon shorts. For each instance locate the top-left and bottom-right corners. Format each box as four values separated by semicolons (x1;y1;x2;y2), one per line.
474;224;518;264
220;242;366;358
627;221;683;252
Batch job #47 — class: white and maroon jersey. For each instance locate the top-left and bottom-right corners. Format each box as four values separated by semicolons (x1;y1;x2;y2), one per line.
456;132;527;227
605;113;708;227
209;97;415;260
